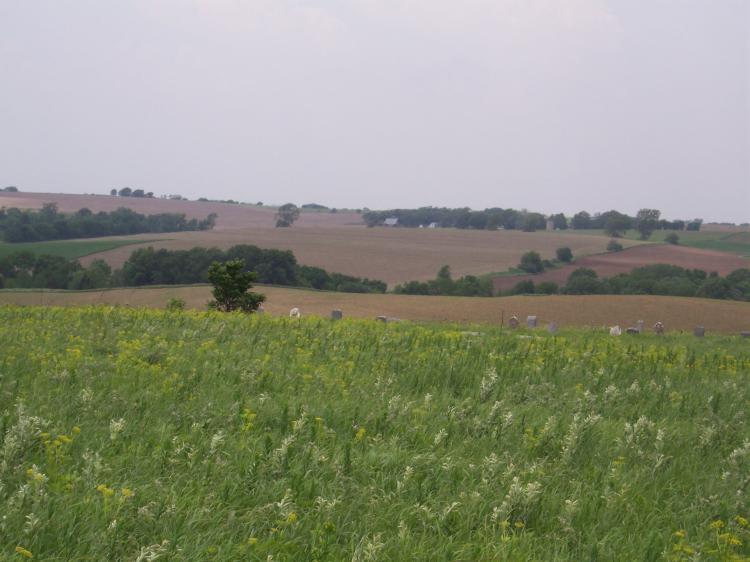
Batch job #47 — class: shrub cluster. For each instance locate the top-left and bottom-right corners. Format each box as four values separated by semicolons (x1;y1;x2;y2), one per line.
393;265;493;296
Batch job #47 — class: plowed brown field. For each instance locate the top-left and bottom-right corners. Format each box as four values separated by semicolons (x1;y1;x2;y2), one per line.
493;244;750;292
2;286;750;334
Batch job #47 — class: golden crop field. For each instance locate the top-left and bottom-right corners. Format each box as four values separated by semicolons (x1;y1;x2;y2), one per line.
3;285;750;333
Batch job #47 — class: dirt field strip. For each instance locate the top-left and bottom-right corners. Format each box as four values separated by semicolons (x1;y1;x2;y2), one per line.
2;286;750;333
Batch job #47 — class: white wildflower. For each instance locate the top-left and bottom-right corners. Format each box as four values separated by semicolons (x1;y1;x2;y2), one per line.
109;418;126;441
480;368;498;402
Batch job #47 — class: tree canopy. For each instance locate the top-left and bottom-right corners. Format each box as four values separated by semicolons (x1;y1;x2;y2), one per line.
207;259;265;313
275;203;300;227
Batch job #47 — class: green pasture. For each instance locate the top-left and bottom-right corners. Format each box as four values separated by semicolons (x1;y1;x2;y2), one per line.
1;307;750;560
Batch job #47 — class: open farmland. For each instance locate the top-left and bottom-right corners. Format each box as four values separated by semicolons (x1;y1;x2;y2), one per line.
4;192;746;288
493;244;750;293
2;286;750;333
1;306;750;560
0;192;639;286
80;228;638;287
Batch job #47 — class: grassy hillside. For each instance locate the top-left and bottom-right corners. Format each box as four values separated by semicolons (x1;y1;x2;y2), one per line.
1;307;750;560
0;238;157;260
576;229;750;256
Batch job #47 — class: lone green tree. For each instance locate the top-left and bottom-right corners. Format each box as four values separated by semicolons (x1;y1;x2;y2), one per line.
207;259;265;312
518;251;544;273
635;208;661;240
556;247;573;262
275;203;300;227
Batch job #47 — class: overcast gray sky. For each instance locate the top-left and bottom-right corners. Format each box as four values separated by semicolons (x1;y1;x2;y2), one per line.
1;1;748;222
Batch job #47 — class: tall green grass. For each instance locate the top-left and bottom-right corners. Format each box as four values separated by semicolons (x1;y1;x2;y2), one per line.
1;307;749;560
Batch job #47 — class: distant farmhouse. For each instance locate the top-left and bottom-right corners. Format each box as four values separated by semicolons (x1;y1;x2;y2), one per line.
383;217;399;227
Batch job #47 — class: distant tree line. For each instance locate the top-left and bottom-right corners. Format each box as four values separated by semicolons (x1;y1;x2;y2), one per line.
121;245;386;293
0;204;217;242
508;265;750;301
363;207;703;237
393;266;493;297
392;262;750;302
364;207;549;231
0;244;387;294
110;187;154;198
0;252;113;290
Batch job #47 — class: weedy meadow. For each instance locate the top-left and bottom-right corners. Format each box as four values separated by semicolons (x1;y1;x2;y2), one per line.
1;306;749;561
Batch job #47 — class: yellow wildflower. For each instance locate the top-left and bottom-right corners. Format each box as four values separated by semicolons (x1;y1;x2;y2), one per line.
286;511;298;524
355;428;366;441
673;530;686;539
247;537;258;546
15;546;33;558
719;532;742;546
736;516;748;527
514;521;525;529
709;519;725;530
96;484;115;498
26;466;46;484
121;488;134;499
72;426;81;434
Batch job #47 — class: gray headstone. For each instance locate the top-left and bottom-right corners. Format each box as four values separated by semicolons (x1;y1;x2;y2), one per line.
741;331;750;338
694;326;705;337
375;315;387;322
636;320;645;333
547;322;558;334
331;309;343;320
508;316;520;329
526;315;537;328
654;322;665;335
626;327;639;335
